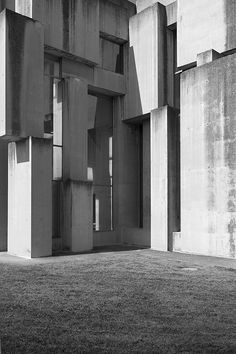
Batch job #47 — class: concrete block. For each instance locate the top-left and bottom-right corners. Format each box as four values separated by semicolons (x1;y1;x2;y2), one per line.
177;0;236;68
100;0;129;42
8;137;52;258
166;1;177;28
63;78;88;181
62;181;93;252
0;0;14;11
15;0;100;64
151;106;180;251
93;68;126;96
197;49;221;67
128;3;166;118
136;0;175;13
0;140;8;251
0;9;44;140
180;53;236;258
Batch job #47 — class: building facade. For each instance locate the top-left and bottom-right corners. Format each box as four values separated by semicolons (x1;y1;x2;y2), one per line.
0;0;235;259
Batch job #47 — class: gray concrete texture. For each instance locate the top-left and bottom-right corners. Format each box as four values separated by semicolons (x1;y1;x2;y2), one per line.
178;0;236;68
179;53;236;258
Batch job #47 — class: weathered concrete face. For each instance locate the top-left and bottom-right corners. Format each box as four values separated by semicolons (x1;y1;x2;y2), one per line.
8;137;52;258
62;181;93;252
0;9;44;140
136;0;175;13
99;0;129;42
128;3;167;118
179;53;236;259
63;78;88;182
0;0;14;11
151;106;180;251
15;0;100;64
177;0;236;68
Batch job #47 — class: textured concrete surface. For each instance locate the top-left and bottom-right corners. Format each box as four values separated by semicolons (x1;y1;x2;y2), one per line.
15;0;100;64
0;9;44;140
151;106;180;251
8;138;52;258
180;53;236;259
128;2;166;118
178;0;236;68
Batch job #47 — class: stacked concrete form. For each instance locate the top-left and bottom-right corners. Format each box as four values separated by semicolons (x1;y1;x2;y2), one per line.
0;0;235;259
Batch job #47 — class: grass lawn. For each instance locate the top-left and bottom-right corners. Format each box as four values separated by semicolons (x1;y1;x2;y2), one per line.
0;248;235;353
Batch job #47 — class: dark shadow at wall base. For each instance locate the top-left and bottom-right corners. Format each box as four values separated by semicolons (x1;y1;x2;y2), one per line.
52;244;149;257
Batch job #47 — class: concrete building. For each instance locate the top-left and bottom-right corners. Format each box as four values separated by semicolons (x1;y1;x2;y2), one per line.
0;0;235;259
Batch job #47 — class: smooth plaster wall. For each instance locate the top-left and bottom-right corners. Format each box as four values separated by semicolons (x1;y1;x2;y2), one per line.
179;53;236;259
0;9;44;140
128;2;166;118
177;0;236;68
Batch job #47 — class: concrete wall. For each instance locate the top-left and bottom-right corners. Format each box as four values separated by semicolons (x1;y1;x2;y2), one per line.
128;2;167;118
15;0;100;64
0;0;14;11
8;137;52;258
99;0;129;42
177;0;236;68
179;53;236;258
0;9;44;140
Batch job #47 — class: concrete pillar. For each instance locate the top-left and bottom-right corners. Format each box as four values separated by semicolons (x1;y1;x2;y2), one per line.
142;120;151;230
128;2;167;118
63;78;88;181
151;106;180;251
62;181;93;252
62;78;93;252
8;137;52;258
0;140;8;251
0;9;44;140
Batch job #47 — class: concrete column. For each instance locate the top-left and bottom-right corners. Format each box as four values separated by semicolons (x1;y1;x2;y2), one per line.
128;2;167;118
63;78;88;181
62;181;93;252
151;106;180;251
0;140;8;251
62;78;93;252
0;9;44;140
8;137;52;258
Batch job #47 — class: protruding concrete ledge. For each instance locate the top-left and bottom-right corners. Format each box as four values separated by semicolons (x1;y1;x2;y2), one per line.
197;49;221;67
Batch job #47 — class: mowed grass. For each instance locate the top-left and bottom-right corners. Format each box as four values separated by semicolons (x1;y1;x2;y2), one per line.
0;248;235;353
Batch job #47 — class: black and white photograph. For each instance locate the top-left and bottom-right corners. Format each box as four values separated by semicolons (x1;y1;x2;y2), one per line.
0;0;235;352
